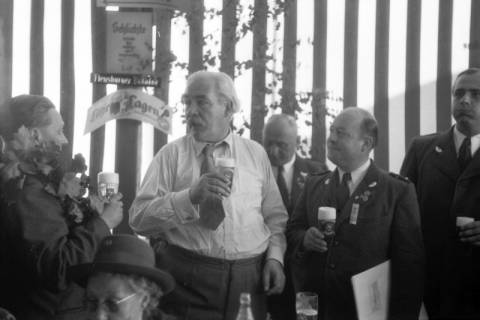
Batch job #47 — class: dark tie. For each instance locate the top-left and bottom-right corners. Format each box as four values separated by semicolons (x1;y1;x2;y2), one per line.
277;166;290;210
199;144;225;230
336;171;351;210
458;137;472;172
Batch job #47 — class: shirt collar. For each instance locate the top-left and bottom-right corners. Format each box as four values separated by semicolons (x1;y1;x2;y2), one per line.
338;159;371;185
279;154;296;173
453;125;480;156
192;131;233;157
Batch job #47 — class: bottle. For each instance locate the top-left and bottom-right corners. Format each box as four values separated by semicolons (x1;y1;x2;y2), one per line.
235;292;255;320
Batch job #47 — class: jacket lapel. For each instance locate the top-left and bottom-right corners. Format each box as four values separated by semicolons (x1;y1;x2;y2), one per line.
337;163;381;225
459;145;480;180
430;128;460;181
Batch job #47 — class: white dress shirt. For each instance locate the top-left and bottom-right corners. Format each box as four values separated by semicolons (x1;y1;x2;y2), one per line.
337;159;371;195
272;154;296;196
129;132;288;262
453;125;480;156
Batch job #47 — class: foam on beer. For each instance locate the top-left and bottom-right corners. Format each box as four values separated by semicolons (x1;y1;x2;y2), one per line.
215;157;235;168
318;206;336;220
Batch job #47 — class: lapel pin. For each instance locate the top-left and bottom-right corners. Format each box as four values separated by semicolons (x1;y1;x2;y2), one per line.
368;181;377;188
435;146;443;153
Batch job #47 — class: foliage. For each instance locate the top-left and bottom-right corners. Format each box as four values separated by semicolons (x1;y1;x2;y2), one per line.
168;1;341;157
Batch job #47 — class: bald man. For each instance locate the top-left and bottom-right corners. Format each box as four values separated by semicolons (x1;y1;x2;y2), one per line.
263;114;327;320
287;107;424;320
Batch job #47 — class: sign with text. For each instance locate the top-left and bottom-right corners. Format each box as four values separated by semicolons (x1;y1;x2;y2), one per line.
97;0;190;11
106;11;153;74
90;72;161;87
84;89;171;135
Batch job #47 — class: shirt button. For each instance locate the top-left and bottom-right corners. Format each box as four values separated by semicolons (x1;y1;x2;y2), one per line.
329;263;336;269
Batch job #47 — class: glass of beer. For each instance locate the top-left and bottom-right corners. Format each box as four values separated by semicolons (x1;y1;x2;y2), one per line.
456;216;474;238
97;172;119;201
215;157;235;190
296;292;318;320
318;206;336;238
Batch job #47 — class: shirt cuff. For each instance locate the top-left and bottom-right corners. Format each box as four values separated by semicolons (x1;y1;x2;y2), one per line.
266;245;284;266
171;188;200;224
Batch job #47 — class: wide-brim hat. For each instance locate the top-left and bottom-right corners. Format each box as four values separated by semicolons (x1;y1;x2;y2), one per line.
68;234;175;294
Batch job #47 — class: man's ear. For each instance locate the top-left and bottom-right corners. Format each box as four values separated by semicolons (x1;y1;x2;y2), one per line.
224;100;234;118
361;135;374;152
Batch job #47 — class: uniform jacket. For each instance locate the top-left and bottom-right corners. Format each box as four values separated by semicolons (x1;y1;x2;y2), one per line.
286;162;424;320
401;127;480;318
287;156;328;216
0;174;110;320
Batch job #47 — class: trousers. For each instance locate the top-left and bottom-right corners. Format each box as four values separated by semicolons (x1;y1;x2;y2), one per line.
156;243;267;320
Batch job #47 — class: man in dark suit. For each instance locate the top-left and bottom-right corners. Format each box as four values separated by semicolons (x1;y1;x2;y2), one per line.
263;114;327;215
263;114;327;320
287;107;424;320
400;68;480;319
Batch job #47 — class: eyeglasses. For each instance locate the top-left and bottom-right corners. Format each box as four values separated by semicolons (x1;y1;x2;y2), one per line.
84;292;137;313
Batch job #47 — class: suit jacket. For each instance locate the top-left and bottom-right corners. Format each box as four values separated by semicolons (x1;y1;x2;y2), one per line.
287;162;424;320
401;127;480;318
287;156;328;216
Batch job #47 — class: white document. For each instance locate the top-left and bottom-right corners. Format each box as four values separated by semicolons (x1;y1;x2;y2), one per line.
351;260;391;320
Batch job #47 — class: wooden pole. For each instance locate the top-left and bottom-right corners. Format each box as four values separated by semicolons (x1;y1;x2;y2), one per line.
220;0;238;78
60;0;75;170
469;0;480;67
0;0;13;105
373;0;390;170
281;0;297;116
188;0;204;74
436;0;453;132
343;0;358;108
89;0;107;190
311;0;327;162
404;0;421;148
153;8;173;154
250;0;268;143
30;0;44;95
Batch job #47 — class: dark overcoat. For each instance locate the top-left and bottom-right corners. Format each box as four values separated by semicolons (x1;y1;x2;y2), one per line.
401;127;480;319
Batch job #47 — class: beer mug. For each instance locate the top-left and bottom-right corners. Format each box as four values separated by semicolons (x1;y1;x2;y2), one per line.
97;172;119;201
215;157;235;190
317;206;336;238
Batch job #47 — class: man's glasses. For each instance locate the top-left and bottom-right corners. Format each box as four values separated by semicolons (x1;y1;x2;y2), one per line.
84;292;137;313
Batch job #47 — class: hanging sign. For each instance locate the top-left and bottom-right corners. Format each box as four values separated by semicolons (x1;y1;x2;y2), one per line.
106;11;153;74
90;72;161;87
97;0;190;11
84;89;171;135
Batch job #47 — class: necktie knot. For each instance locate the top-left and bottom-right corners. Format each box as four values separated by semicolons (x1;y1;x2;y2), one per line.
201;144;215;173
342;172;351;186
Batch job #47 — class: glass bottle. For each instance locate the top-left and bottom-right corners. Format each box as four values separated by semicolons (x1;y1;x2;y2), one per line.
235;292;255;320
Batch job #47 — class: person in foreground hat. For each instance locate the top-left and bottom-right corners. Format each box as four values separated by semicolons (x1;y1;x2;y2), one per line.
286;107;424;319
69;234;175;320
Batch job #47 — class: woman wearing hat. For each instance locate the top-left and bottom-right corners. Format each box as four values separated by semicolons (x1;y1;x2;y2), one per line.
69;234;175;320
0;95;124;319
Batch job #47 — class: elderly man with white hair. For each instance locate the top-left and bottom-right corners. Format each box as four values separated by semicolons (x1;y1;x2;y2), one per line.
129;71;288;320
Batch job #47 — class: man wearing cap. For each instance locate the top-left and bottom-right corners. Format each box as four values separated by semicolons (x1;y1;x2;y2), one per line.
129;71;288;320
287;107;424;319
401;68;480;319
69;234;175;320
262;114;327;320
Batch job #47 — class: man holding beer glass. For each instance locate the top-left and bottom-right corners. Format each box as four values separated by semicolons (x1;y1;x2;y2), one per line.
286;107;424;320
129;71;288;320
